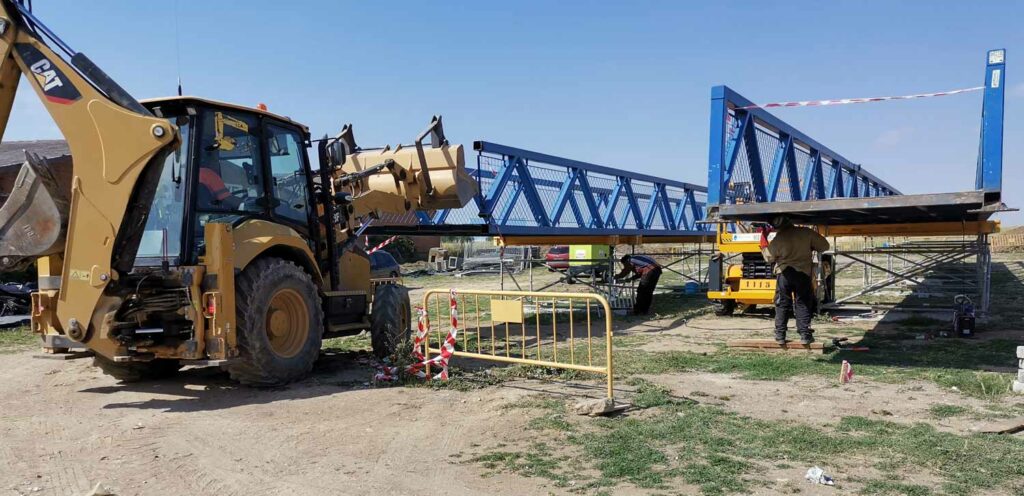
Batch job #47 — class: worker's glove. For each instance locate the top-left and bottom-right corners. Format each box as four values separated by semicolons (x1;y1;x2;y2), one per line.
759;228;770;249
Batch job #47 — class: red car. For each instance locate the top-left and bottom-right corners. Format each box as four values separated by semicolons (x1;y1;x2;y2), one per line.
545;245;570;270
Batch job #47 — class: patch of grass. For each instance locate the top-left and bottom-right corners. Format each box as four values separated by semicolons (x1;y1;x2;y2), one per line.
837;416;1024;495
860;480;933;496
646;293;713;321
986;261;1024;331
0;326;36;353
472;442;574;487
503;396;564;411
928;404;970;419
499;403;1024;495
503;396;575;432
615;335;1019;398
675;454;752;495
894;315;945;328
321;333;371;353
528;413;575;432
626;378;675;409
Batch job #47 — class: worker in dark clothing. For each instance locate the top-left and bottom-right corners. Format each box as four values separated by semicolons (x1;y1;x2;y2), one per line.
615;254;662;315
760;215;830;345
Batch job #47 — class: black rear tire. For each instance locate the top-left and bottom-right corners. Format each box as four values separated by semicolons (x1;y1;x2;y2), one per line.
226;257;324;386
370;284;411;359
712;299;736;316
93;355;181;383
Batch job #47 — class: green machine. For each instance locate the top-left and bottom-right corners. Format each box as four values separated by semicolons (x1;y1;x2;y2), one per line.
568;245;611;277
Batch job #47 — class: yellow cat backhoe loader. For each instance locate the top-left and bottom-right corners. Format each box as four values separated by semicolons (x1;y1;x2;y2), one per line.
0;1;476;384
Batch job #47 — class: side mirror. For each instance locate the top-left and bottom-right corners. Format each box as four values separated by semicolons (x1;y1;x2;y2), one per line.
269;135;290;156
326;140;347;168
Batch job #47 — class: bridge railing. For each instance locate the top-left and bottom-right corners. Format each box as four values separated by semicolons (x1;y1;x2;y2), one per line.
706;86;901;207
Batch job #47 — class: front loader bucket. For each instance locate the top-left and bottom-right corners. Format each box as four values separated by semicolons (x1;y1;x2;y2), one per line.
0;153;71;270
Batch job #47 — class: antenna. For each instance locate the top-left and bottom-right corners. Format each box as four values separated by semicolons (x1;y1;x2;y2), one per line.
173;0;183;96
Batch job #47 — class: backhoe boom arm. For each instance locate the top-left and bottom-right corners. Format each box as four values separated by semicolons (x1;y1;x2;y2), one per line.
0;0;177;356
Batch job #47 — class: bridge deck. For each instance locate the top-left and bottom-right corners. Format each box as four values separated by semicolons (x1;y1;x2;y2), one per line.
709;190;1002;226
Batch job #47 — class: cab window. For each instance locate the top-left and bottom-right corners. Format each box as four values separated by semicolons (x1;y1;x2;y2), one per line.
266;124;310;225
137;116;190;262
196;110;264;213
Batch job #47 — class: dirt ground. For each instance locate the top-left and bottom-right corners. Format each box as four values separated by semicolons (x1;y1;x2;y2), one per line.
0;350;557;496
2;268;1023;495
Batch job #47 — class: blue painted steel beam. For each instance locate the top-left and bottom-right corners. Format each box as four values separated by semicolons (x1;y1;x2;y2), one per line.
784;139;802;201
977;49;1006;193
576;171;606;229
830;161;844;198
742;113;770;202
801;150;822;200
766;134;792;202
550;168;580;225
600;179;623;228
621;178;645;229
707;87;730;205
512;158;552;227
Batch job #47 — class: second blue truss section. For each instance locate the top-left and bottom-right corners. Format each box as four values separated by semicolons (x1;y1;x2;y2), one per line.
373;141;712;238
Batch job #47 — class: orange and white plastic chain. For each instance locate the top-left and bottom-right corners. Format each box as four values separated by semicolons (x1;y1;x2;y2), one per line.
737;86;983;110
374;290;459;382
368;235;399;254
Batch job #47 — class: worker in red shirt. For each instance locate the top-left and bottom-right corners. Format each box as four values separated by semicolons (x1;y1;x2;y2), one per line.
198;165;242;209
615;254;662;315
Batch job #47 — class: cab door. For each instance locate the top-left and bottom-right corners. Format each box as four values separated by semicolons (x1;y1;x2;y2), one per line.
264;123;314;235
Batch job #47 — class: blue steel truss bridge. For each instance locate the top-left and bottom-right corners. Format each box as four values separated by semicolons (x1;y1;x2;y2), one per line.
370;141;713;243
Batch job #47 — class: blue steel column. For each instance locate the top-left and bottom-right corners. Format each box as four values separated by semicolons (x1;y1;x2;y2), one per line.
707;86;728;205
976;49;1006;192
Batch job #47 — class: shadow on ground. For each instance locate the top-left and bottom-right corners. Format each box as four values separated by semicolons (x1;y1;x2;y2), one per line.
78;349;376;413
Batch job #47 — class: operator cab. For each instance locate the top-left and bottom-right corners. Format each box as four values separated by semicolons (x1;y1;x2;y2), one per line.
134;97;316;267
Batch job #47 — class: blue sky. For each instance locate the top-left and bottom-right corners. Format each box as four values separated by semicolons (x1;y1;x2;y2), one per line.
8;1;1022;223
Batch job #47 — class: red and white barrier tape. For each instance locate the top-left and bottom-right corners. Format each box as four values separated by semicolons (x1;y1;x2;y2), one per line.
367;235;399;254
737;86;983;110
374;290;459;382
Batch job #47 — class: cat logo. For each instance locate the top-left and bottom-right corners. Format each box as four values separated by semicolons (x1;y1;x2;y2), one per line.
15;43;81;104
30;58;63;91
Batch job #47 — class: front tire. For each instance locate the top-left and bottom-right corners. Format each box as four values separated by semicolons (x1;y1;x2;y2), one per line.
370;284;411;359
93;355;181;383
712;299;736;316
226;257;323;386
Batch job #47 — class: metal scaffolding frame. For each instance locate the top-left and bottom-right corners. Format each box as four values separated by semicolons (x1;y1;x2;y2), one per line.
827;236;992;314
493;243;716;312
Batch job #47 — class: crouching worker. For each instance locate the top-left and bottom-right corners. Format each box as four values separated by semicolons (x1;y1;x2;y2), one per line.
760;216;830;345
615;254;662;315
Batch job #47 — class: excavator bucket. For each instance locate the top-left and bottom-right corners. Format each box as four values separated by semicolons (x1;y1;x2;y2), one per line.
0;152;72;270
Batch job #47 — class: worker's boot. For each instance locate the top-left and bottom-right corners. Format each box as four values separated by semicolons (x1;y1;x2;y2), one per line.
773;330;787;345
798;329;815;345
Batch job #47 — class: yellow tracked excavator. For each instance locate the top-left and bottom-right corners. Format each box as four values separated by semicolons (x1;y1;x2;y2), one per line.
0;1;477;384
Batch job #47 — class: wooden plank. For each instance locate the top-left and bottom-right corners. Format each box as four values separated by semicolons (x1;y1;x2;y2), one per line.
727;339;826;353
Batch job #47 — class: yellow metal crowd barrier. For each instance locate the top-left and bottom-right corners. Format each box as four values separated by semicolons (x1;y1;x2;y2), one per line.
420;289;615;399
